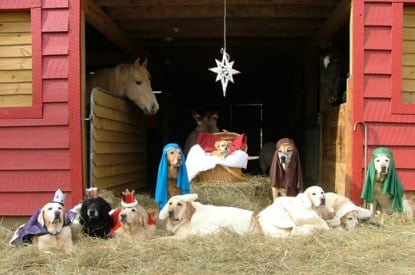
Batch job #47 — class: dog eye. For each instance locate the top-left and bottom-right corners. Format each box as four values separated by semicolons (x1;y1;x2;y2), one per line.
311;192;316;195
131;209;136;212
135;80;142;85
48;207;53;211
178;202;183;206
58;206;62;210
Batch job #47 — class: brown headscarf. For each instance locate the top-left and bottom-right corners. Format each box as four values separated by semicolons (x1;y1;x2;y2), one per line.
270;138;304;196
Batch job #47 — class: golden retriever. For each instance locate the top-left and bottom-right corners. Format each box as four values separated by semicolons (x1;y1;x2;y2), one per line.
35;202;73;253
112;204;156;239
211;140;232;159
167;147;183;198
257;186;330;238
323;192;371;230
158;193;260;239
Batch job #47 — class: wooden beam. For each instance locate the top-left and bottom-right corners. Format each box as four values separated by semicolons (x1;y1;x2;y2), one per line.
82;0;142;57
107;4;334;20
313;0;351;48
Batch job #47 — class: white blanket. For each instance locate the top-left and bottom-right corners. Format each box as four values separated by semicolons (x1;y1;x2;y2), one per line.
186;145;248;182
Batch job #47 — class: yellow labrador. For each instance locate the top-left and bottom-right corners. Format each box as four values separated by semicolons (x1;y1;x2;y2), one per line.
257;186;330;238
113;204;156;239
158;193;260;239
323;192;371;230
35;202;73;253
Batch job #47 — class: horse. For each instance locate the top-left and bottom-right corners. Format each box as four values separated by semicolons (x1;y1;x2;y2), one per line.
86;58;159;115
183;112;219;155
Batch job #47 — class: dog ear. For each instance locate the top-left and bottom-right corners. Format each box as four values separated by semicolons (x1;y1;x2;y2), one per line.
297;192;312;209
37;208;46;227
184;201;196;220
158;202;170;220
79;201;88;224
181;193;198;202
214;141;220;149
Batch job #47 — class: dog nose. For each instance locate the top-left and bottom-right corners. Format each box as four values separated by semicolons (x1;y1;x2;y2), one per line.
280;155;286;163
120;214;127;221
54;211;60;218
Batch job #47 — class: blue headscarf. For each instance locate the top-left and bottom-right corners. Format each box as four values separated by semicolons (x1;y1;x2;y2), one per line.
155;143;190;209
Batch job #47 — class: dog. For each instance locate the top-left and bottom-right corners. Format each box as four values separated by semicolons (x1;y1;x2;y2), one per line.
361;147;413;221
79;190;114;239
158;193;260;239
9;189;74;254
323;192;371;230
35;202;73;253
211;139;232;159
155;143;190;210
111;189;156;239
269;138;304;199
257;186;330;238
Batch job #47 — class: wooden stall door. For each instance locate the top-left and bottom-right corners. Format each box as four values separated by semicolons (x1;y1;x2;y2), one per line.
320;104;347;194
90;88;147;194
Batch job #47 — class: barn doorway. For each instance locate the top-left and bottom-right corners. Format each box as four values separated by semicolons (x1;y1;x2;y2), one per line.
82;1;351;195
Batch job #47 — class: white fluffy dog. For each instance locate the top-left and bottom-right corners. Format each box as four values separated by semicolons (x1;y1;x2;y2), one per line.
158;193;260;239
257;186;330;238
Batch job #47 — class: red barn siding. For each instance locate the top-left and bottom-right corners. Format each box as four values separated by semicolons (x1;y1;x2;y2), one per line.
352;1;415;203
0;0;83;216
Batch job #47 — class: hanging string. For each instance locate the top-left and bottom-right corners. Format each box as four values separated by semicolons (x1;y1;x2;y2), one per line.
223;0;227;54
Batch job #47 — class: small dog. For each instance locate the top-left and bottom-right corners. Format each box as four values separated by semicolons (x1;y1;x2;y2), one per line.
112;189;156;239
270;138;304;199
211;139;232;159
159;193;260;239
361;147;413;222
79;190;114;239
257;186;330;238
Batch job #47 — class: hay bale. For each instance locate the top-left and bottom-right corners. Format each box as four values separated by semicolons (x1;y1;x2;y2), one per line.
191;175;273;213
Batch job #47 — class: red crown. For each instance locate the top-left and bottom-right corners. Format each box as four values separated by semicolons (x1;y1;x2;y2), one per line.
122;189;137;208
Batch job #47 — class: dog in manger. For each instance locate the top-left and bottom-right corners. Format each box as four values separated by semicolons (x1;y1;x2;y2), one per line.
9;189;74;253
79;187;114;239
257;186;330;238
155;143;191;210
111;189;156;239
323;192;371;230
158;193;261;239
269;138;304;199
211;139;232;159
361;147;413;221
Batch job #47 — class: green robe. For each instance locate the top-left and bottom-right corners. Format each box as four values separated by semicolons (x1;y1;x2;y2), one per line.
361;147;404;212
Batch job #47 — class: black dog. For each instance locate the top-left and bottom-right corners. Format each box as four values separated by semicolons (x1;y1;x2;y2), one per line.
79;196;114;238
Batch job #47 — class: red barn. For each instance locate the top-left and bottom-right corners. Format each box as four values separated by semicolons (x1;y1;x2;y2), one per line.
1;0;415;220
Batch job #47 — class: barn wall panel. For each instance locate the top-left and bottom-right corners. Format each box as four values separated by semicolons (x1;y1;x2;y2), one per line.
364;2;392;26
0;170;71;192
0;150;70;170
0;126;69;149
0;192;73;216
364;74;391;98
0;0;82;217
364;99;415;123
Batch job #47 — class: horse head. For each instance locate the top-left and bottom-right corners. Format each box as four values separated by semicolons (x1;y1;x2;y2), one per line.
183;111;219;155
119;58;159;115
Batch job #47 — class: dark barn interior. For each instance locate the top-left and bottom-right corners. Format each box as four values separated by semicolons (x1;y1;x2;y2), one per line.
84;0;350;192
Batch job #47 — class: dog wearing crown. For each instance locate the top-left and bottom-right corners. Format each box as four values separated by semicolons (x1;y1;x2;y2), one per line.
111;189;156;240
9;189;75;253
